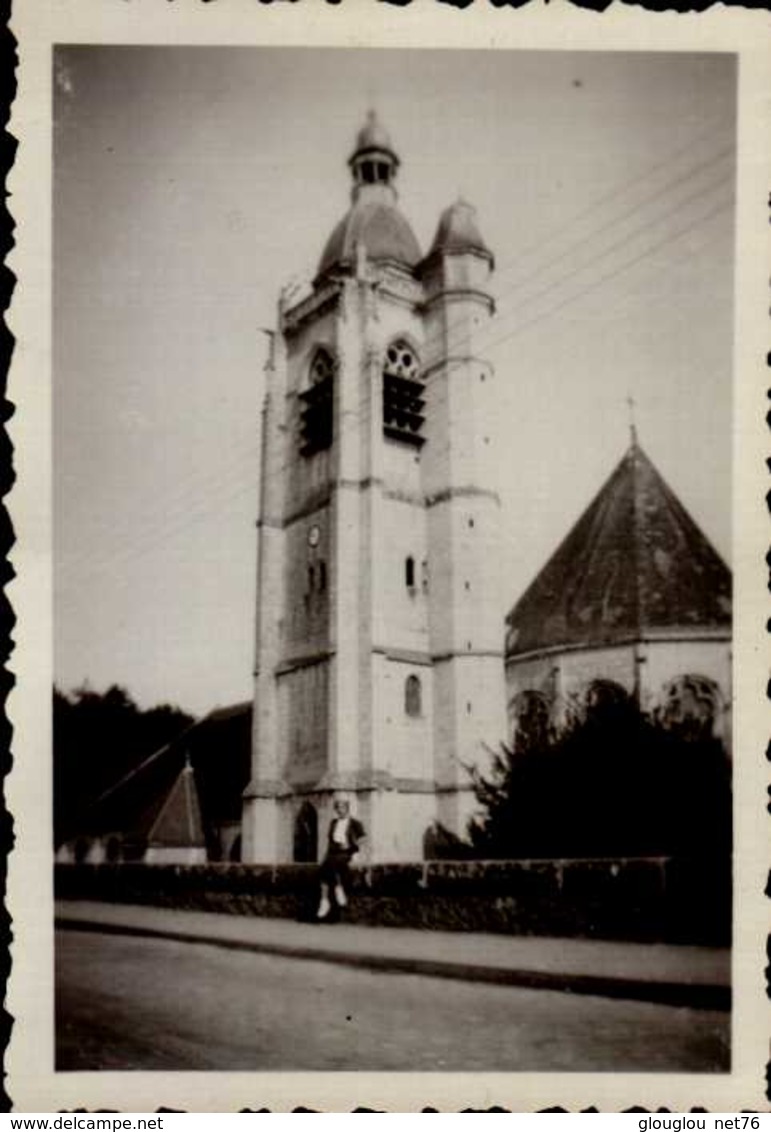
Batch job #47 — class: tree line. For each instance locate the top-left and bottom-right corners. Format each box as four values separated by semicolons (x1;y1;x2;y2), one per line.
54;684;194;847
54;681;732;865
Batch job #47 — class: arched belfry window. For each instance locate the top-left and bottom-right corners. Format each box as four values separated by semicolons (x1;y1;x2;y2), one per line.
383;339;425;447
405;674;422;717
299;348;335;456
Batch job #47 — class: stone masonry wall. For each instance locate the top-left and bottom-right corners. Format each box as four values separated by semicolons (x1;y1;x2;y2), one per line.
55;856;730;946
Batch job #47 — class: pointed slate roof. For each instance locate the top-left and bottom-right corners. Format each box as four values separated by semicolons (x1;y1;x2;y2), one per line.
146;761;205;850
80;702;252;846
505;442;732;658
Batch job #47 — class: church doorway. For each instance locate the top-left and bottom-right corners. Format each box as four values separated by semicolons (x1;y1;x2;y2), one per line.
293;801;318;863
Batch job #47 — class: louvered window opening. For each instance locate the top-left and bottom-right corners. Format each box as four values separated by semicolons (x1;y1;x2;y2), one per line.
300;351;335;456
383;342;425;447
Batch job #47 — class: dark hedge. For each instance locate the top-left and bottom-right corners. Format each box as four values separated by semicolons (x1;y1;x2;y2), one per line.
55;854;730;946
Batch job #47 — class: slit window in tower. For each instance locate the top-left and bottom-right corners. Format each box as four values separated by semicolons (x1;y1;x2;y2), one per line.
300;348;335;456
319;560;327;592
383;339;425;447
405;674;422;718
405;556;415;590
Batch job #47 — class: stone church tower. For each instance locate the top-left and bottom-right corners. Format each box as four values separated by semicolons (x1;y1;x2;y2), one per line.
242;113;506;863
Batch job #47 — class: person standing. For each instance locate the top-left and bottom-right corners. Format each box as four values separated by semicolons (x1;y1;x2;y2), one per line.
317;796;365;920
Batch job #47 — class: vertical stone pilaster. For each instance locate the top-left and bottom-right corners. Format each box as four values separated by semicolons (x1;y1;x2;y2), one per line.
244;322;289;861
329;281;367;781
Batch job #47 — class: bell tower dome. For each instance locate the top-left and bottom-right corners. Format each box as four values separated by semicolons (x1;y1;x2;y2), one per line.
316;111;422;283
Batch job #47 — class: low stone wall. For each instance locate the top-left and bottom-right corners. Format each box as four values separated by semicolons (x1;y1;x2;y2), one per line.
54;855;731;945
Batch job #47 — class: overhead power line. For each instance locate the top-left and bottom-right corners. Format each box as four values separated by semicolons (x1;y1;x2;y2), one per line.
57;132;734;594
494;145;732;295
490;119;731;285
483;195;732;359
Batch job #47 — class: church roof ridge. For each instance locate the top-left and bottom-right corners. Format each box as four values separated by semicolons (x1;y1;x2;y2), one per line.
505;441;731;658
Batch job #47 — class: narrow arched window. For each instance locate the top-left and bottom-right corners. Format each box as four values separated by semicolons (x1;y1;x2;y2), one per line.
405;556;415;589
299;348;335;456
293;801;318;863
319;560;327;592
405;674;422;717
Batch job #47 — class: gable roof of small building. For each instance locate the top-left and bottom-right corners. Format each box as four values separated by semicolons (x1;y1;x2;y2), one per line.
505;441;732;659
77;702;252;846
145;761;205;849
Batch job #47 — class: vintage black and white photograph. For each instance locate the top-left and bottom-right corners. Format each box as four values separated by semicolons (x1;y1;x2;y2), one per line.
49;42;735;1076
8;5;770;1111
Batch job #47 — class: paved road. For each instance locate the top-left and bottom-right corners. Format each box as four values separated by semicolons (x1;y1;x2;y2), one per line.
56;929;729;1073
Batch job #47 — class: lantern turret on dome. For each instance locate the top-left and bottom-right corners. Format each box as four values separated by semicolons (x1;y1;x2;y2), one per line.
349;109;400;194
315;111;422;283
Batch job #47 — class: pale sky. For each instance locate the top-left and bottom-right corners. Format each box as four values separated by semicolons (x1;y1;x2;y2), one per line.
53;47;735;717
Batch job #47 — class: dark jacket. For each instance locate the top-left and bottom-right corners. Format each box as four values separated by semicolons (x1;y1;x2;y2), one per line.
325;816;365;858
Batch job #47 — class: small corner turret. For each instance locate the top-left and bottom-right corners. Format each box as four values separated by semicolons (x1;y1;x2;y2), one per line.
420;197;494;311
428;198;494;265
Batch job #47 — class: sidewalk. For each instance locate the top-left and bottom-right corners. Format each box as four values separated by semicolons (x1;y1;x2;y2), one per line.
55;899;730;1011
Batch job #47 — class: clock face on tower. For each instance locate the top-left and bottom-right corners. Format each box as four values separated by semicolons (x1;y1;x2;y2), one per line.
308;524;320;548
